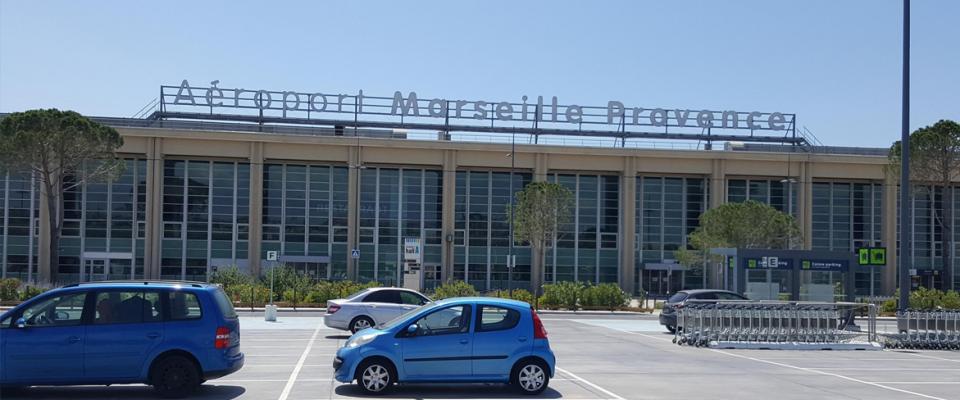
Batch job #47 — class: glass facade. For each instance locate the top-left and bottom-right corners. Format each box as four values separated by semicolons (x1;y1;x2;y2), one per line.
261;163;349;280
58;159;148;282
811;182;884;295
727;178;799;216
454;171;531;291
0;171;39;281
636;177;707;295
161;160;250;281
359;167;442;287
901;186;960;289
544;174;619;285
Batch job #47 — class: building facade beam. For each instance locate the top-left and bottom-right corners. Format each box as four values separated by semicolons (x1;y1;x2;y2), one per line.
247;142;264;277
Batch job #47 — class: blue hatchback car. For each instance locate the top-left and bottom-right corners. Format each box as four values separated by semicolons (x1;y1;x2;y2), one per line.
334;297;555;395
0;281;243;398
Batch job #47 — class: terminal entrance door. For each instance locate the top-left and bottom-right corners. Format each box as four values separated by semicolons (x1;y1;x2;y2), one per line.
642;269;683;297
745;269;791;300
80;252;135;282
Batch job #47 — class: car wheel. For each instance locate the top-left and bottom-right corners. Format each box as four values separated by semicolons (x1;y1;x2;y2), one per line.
666;325;677;334
350;316;375;333
356;359;394;395
151;354;201;399
512;359;549;395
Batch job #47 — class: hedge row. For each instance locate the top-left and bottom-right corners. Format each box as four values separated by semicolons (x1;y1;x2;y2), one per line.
881;288;960;312
538;282;632;311
0;278;49;302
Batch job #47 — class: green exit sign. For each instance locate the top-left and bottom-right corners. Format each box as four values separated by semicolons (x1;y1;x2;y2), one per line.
857;247;886;266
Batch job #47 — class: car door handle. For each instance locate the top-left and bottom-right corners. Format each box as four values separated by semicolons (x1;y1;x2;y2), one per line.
67;336;81;344
459;339;469;344
147;332;161;339
518;336;528;342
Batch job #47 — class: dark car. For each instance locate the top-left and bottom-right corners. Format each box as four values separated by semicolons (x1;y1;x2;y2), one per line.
658;289;749;333
0;281;243;398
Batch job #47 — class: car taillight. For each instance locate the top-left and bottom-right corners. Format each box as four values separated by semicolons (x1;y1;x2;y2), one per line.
531;308;548;339
215;326;231;349
328;304;341;314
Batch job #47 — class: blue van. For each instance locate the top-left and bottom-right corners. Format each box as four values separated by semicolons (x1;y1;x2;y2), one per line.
333;297;555;395
0;281;243;398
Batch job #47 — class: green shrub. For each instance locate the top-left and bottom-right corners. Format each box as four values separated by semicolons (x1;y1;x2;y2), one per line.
508;289;535;304
20;285;47;301
282;288;310;304
881;298;898;313
542;281;582;310
432;280;478;300
942;290;960;309
0;278;20;302
261;266;312;301
581;283;630;310
210;266;253;288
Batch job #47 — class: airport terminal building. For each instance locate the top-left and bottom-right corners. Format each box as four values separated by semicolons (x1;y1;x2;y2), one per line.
1;82;958;298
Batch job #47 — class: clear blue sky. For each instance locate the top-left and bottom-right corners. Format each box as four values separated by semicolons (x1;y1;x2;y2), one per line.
1;0;957;147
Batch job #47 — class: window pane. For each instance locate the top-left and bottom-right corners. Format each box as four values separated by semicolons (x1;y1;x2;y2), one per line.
478;306;520;332
22;292;87;327
169;291;202;320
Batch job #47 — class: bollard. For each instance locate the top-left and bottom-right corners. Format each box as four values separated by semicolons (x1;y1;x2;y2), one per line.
265;303;278;322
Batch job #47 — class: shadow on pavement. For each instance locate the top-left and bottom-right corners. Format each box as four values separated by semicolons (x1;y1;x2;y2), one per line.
0;384;245;399
335;383;562;398
326;334;351;340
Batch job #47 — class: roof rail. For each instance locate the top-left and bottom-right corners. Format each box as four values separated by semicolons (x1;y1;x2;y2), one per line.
66;280;211;288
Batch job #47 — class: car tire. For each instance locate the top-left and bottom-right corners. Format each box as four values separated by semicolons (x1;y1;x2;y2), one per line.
512;359;550;395
350;316;375;333
151;354;201;399
356;358;395;395
666;325;677;334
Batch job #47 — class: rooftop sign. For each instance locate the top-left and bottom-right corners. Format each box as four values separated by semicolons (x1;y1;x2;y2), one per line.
159;80;799;143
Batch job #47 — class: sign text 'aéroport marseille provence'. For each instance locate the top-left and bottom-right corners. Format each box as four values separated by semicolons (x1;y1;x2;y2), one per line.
166;80;792;131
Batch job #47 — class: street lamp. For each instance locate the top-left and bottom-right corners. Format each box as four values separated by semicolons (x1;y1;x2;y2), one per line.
507;130;516;292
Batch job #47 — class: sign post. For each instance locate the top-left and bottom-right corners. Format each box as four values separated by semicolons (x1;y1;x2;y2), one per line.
403;238;423;291
265;250;279;322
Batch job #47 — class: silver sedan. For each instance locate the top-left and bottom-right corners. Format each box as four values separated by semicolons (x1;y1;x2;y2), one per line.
324;287;430;333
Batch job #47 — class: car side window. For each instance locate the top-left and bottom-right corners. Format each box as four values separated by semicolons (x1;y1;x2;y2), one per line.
477;305;520;332
411;305;470;337
169;291;202;320
20;292;87;328
399;291;424;305
716;293;745;301
363;290;400;304
94;291;162;324
693;293;718;300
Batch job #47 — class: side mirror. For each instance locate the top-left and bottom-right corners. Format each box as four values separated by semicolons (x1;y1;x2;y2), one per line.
16;317;26;329
406;324;418;335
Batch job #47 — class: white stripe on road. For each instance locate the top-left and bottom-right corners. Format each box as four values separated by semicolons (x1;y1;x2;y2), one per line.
556;367;625;400
709;349;948;400
277;319;325;400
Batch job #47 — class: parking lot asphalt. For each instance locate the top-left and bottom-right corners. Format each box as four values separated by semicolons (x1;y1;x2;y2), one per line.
5;312;959;400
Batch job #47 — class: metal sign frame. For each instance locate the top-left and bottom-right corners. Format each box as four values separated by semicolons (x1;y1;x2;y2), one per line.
154;80;805;145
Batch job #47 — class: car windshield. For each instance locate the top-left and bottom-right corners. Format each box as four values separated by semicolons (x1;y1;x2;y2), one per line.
667;293;688;303
379;302;433;330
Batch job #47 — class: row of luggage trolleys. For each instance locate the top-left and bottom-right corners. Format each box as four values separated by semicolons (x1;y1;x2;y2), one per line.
673;300;879;350
890;309;960;350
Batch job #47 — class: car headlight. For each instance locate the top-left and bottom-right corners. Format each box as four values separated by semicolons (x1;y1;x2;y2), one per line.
346;333;377;348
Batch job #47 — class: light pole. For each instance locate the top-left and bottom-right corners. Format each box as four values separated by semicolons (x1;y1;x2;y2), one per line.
507;131;516;292
898;0;911;312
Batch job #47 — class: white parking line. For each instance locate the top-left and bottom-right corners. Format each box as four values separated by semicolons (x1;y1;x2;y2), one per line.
278;319;325;400
709;349;948;400
556;367;625;400
871;382;960;385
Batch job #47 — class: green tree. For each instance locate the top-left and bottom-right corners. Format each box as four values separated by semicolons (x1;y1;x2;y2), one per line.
676;200;802;272
508;181;574;295
0;110;124;282
889;120;960;291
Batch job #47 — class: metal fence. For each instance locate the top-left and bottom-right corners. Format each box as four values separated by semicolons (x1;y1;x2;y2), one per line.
887;309;960;350
674;300;879;350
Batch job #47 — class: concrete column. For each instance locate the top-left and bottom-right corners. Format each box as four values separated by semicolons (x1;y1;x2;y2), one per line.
247;142;264;277
620;157;637;295
346;146;359;281
441;150;457;283
882;172;898;295
38;181;51;283
144;137;164;279
534;153;548;182
709;159;726;210
800;161;814;250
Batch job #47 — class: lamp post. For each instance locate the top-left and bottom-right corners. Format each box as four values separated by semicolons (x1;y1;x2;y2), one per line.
898;0;911;312
507;131;516;292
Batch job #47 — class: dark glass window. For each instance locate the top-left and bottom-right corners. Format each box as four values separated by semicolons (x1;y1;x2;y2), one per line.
477;305;520;332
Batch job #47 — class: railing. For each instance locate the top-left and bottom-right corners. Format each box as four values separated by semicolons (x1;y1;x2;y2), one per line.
888;309;960;350
674;300;879;350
